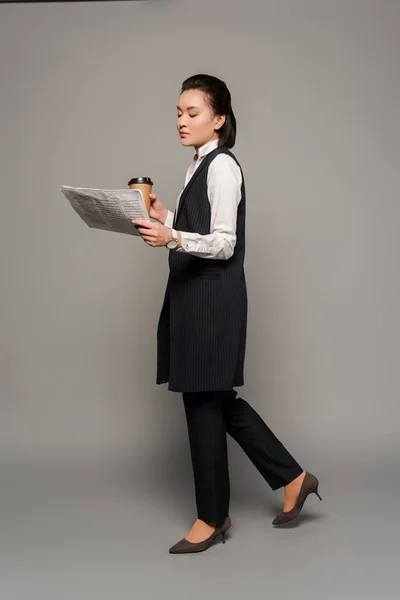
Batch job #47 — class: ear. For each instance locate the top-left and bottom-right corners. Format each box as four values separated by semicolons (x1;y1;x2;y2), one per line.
214;114;226;131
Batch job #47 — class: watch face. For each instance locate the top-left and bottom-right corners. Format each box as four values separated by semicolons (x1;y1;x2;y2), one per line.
167;239;178;250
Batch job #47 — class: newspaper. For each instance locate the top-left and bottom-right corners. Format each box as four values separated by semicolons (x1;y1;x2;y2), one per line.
61;186;150;236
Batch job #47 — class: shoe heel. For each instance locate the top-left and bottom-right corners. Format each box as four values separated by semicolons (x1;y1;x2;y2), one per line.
221;531;226;544
315;489;322;501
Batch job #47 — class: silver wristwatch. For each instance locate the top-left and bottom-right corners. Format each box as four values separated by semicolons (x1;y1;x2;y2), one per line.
166;228;179;250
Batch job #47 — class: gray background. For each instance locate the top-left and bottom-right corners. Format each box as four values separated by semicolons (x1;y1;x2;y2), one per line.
0;0;399;598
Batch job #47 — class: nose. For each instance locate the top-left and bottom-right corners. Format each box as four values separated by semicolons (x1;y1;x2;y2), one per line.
177;115;189;128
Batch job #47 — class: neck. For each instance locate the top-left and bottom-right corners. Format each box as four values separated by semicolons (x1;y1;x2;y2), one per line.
194;136;219;152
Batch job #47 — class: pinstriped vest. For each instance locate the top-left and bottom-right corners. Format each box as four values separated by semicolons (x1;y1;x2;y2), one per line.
156;146;247;393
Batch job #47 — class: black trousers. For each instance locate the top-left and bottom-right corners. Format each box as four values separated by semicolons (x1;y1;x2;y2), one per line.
182;390;304;524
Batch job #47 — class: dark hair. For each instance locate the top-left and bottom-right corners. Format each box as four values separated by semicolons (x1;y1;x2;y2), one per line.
180;74;236;148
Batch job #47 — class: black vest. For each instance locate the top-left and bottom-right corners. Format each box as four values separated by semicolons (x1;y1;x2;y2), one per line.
156;146;247;393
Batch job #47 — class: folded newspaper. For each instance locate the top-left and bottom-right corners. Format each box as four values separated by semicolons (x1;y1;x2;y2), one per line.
61;186;150;236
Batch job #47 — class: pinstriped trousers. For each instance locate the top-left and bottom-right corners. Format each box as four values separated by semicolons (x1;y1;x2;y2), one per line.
182;390;304;524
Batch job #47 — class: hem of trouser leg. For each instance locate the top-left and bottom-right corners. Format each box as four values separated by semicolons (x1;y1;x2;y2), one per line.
198;514;228;525
269;466;304;491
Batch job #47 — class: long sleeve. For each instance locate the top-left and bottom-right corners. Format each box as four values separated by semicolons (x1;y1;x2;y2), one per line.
165;210;175;229
177;154;242;260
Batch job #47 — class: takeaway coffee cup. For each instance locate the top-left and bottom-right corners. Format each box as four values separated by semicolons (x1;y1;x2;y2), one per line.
128;177;153;214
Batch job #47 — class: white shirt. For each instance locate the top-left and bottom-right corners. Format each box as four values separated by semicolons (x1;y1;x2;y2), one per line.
164;139;242;260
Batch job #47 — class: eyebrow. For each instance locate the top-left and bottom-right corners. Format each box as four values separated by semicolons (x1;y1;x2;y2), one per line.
177;105;200;111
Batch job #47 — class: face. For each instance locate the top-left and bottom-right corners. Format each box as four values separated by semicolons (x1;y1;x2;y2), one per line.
176;89;226;150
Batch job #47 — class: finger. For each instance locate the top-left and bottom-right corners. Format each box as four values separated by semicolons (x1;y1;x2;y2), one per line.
143;238;157;246
132;219;152;228
137;228;156;237
135;225;155;235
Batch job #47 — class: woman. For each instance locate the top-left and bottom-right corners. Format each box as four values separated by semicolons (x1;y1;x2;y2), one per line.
132;74;321;554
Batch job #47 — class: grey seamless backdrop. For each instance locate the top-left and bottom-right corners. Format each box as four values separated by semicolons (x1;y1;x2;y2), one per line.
1;0;399;477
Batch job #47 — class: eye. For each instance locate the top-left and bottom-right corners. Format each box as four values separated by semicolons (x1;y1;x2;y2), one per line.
189;114;198;118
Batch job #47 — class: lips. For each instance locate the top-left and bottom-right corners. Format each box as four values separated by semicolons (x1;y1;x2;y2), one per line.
180;132;190;137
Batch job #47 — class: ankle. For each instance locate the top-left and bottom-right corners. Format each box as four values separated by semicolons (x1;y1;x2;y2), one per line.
197;519;216;527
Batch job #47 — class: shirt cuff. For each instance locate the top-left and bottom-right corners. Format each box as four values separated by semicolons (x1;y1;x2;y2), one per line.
179;232;213;254
178;231;234;260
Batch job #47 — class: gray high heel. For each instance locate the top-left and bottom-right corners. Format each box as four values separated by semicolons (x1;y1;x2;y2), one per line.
272;472;322;526
169;516;231;554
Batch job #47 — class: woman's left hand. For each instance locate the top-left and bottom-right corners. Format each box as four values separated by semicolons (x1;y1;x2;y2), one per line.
132;219;172;247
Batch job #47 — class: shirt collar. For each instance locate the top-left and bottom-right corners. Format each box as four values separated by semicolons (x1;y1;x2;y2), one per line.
195;138;219;161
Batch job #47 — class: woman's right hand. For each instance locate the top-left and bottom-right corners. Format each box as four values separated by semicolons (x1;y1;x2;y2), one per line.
149;193;168;224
